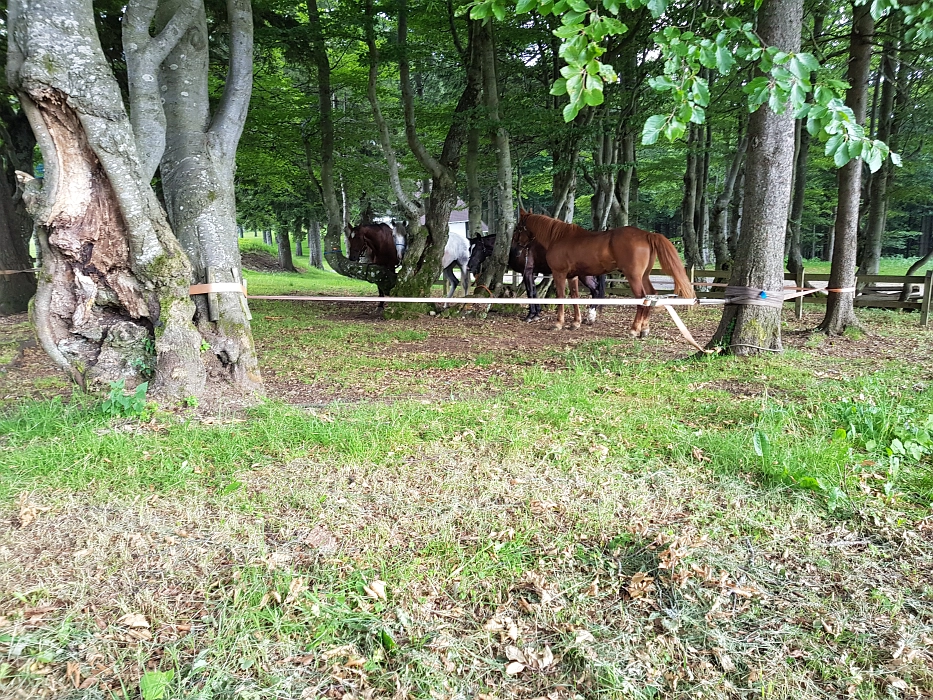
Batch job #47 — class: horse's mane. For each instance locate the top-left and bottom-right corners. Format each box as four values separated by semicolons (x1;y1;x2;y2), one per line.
526;213;592;243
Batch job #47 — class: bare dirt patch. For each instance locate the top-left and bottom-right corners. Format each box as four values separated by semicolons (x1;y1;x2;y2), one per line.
3;304;933;408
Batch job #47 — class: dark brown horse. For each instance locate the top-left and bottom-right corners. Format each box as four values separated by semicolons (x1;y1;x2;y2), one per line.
468;233;606;323
513;211;695;335
346;223;399;267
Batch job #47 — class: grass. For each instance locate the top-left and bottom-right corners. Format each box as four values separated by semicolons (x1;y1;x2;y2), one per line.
2;262;933;698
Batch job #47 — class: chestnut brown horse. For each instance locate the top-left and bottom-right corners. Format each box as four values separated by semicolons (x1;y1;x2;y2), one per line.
513;211;695;335
346;223;400;267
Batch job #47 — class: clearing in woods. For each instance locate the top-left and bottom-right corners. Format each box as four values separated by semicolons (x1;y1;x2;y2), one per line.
1;269;933;698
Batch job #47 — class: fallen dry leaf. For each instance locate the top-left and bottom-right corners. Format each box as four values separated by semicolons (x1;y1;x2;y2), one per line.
364;580;387;601
117;613;149;629
505;661;525;675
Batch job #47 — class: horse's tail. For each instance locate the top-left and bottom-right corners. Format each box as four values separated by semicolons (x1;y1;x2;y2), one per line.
649;233;696;299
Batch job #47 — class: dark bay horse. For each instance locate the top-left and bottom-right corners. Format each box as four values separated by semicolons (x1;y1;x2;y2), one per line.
347;223;400;267
468;234;606;323
514;211;696;335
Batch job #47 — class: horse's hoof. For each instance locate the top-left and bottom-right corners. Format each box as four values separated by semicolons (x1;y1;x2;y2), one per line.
551;324;563;331
629;329;639;338
639;328;650;338
570;322;581;330
585;309;597;325
524;315;541;323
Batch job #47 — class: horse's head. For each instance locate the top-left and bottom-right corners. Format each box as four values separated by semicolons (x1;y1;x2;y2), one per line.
392;222;407;262
512;210;534;250
467;236;492;274
346;224;367;262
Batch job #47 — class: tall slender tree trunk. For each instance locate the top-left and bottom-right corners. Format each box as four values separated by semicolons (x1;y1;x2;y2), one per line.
710;132;747;270
787;120;810;276
466;126;484;239
858;23;899;278
309;0;396;295
820;3;873;334
309;221;323;269
706;0;802;355
7;0;206;395
681;124;701;268
476;21;514;293
616;130;636;226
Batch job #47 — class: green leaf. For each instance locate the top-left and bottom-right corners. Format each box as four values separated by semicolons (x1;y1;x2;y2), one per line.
567;0;590;10
663;117;686;141
516;0;537;12
562;101;581;122
825;133;843;156
140;670;175;700
562;9;587;24
469;2;491;18
641;114;667;145
753;431;771;460
647;0;666;18
602;0;621;11
699;46;717;69
891;151;902;167
797;52;821;73
491;1;506;20
834;142;851;167
550;77;568;96
583;87;604;105
866;146;884;173
690;77;710;106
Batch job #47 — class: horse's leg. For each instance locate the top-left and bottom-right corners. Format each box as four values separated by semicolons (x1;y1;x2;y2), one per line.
524;271;541;322
443;265;458;300
582;275;602;325
639;271;657;338
459;261;470;297
569;277;582;330
627;273;647;337
551;272;567;330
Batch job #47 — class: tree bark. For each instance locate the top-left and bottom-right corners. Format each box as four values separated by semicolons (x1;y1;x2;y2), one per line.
786;120;810;276
681;124;701;268
276;222;296;272
390;2;483;303
475;20;514;293
857;24;898;278
0;104;37;314
155;0;261;391
710;133;747;270
820;2;873;335
706;0;802;355
6;0;205;395
466;126;484;239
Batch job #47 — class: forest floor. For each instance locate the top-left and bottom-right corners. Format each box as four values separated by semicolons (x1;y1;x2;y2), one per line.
2;269;933;700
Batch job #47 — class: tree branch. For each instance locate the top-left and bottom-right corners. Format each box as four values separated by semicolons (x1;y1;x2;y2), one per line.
365;0;422;222
209;0;254;162
123;0;199;181
398;0;445;181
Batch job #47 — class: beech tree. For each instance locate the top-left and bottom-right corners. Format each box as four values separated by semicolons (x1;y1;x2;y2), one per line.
5;0;259;397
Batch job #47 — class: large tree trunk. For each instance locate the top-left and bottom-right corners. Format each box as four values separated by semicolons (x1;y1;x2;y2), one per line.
475;21;514;293
155;0;261;391
706;0;802;355
308;220;323;269
820;2;873;335
276;222;297;272
0;105;37;314
6;0;205;396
